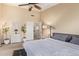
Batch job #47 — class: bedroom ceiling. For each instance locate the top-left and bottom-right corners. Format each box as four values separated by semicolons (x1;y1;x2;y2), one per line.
4;3;58;11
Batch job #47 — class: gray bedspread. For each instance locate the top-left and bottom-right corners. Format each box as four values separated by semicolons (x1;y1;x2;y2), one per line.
23;38;79;56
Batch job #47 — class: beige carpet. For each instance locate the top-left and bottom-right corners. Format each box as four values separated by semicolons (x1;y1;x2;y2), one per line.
0;43;23;56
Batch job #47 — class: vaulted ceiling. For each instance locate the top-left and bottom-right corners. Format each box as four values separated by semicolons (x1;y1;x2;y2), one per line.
3;3;58;11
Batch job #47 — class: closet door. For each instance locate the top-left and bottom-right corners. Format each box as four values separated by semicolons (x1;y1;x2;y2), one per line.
26;22;34;40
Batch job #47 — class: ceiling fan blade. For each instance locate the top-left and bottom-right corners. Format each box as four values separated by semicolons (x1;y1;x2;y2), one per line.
18;4;29;6
29;7;33;11
28;3;38;5
18;3;38;6
34;5;41;10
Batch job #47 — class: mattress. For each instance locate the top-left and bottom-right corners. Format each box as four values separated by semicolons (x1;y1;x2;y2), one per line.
23;38;79;56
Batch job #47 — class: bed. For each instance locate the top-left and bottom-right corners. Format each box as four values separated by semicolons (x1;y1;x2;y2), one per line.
23;38;79;56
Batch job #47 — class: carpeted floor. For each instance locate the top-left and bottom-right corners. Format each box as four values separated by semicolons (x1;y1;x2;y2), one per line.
0;43;23;56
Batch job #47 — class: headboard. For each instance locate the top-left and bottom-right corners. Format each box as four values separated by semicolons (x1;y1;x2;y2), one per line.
52;33;79;45
52;33;70;41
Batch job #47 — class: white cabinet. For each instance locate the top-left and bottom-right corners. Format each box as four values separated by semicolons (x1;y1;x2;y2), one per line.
10;22;22;43
11;34;22;43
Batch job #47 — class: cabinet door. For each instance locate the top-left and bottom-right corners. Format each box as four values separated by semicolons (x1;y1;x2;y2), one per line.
11;34;22;43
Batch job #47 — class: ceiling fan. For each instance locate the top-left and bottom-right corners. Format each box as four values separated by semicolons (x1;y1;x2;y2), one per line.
18;3;42;11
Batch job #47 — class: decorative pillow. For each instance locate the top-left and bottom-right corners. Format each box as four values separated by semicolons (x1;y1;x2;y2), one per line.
53;33;68;41
70;36;79;45
65;35;72;42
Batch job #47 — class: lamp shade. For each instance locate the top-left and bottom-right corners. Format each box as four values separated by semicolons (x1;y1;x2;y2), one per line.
42;25;48;29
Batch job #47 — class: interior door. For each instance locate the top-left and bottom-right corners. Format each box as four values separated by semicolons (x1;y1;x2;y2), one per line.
26;21;34;40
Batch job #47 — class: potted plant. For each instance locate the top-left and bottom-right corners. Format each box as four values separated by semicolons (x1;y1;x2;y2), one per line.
2;27;10;44
21;24;26;40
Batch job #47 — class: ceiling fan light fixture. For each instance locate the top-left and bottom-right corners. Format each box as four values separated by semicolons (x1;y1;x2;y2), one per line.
18;3;41;11
29;6;33;11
